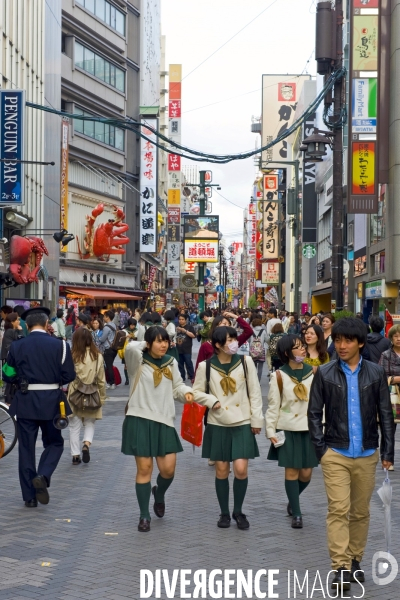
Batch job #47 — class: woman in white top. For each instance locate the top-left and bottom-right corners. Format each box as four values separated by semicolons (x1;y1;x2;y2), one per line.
265;334;317;529
193;326;264;530
163;309;179;362
123;326;194;533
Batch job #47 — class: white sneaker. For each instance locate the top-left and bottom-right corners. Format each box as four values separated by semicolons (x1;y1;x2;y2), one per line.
106;383;111;389
208;459;215;466
110;384;116;390
388;465;395;471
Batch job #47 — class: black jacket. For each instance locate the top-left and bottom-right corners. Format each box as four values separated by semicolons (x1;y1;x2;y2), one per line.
308;358;394;463
366;332;391;363
1;328;22;360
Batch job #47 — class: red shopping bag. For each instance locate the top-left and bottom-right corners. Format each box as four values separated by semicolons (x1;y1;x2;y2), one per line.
181;403;207;447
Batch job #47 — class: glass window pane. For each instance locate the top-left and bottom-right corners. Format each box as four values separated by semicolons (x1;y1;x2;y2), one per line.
75;43;84;69
103;61;110;84
115;67;125;92
94;55;105;81
110;5;116;29
95;121;105;142
110;64;116;88
109;125;115;147
104;123;110;145
116;10;125;35
83;48;95;74
85;0;95;12
84;119;95;138
105;1;111;25
74;108;84;133
115;128;124;151
94;0;105;20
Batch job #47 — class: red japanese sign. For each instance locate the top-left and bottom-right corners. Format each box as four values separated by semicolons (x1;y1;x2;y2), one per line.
169;100;181;118
168;154;181;171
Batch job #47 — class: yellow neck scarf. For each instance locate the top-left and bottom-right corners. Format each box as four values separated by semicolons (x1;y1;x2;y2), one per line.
220;375;237;396
144;360;173;388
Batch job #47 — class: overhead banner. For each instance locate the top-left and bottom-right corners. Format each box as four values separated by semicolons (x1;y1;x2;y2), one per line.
262;262;279;285
168;63;182;283
261;75;309;165
348;3;380;213
139;121;158;253
247;203;256;256
0;90;25;206
60;119;69;252
183;215;219;263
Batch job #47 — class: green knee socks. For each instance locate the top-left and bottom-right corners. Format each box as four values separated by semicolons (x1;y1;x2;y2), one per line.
299;479;310;495
135;482;151;520
285;480;301;517
154;474;174;503
233;477;248;515
215;477;230;516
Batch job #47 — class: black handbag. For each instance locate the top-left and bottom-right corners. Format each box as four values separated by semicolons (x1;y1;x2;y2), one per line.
69;356;102;411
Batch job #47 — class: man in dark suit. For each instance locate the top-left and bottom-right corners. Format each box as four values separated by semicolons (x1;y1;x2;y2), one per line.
3;307;75;507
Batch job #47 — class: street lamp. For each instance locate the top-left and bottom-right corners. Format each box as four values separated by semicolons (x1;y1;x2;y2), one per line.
301;128;334;161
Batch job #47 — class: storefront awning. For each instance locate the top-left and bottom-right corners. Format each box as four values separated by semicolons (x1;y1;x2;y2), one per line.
64;287;141;300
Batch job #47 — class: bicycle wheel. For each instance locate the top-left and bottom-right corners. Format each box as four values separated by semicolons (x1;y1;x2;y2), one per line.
0;402;17;458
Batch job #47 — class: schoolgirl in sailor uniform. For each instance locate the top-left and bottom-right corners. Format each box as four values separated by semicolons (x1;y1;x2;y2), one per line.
193;326;264;530
122;326;194;532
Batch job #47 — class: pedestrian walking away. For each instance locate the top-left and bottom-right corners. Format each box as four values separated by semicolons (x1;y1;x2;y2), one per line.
67;327;106;465
367;315;391;363
308;317;395;593
192;326;264;530
163;310;179;362
122;326;194;532
175;313;196;382
2;307;76;507
265;334;317;529
98;310;118;389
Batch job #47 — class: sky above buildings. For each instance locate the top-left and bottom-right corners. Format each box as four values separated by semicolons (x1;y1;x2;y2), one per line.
161;0;317;243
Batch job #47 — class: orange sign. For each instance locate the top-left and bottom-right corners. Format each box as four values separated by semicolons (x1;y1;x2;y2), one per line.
352;142;375;195
168;189;181;205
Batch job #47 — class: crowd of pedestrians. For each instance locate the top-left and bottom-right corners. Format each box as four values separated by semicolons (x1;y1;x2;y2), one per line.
0;301;397;594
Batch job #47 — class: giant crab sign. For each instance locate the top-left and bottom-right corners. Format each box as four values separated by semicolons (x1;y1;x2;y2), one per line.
9;235;49;284
76;203;129;261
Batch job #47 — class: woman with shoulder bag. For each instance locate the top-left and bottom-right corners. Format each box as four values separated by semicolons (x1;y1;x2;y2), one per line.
122;326;194;532
379;324;400;470
192;326;264;530
265;334;317;529
67;327;106;465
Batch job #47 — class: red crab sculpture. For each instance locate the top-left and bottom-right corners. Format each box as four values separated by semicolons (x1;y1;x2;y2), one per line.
9;235;49;284
76;203;129;261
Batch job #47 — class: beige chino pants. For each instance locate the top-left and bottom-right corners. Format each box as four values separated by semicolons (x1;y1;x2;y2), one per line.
320;447;379;570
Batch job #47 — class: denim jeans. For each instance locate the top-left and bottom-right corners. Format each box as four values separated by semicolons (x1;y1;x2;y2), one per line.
178;353;194;381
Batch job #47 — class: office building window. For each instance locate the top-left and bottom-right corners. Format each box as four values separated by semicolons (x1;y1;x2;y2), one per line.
74;107;124;151
77;0;125;35
75;42;125;92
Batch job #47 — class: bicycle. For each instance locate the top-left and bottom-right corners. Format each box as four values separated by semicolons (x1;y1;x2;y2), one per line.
0;401;17;458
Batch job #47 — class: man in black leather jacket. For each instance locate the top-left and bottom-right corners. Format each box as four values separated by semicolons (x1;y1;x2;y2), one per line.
308;317;394;592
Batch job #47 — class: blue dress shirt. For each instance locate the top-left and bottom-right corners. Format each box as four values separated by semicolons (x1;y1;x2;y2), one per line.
332;358;376;458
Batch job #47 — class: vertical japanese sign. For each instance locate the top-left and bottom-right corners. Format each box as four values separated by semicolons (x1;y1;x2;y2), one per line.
168;64;182;286
263;197;279;259
247;203;256;256
140;121;158;253
0;90;25;205
261;75;309;165
348;5;380;213
60;119;69;253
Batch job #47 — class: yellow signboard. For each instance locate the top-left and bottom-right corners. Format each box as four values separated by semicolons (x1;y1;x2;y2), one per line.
353;15;378;71
168;189;180;205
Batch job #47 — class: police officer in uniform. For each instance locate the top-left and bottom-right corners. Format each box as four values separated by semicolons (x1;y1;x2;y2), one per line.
3;307;75;507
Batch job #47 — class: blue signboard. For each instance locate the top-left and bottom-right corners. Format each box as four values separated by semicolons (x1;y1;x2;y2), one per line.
0;90;25;205
216;285;224;292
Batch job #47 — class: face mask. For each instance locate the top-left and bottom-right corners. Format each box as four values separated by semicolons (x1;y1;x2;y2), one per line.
294;355;305;363
225;341;239;355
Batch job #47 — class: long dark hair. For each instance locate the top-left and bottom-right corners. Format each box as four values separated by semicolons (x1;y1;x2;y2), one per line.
71;327;99;364
304;324;327;362
4;312;19;331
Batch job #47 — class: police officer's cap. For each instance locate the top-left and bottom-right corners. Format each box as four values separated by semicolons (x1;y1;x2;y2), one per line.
21;306;51;321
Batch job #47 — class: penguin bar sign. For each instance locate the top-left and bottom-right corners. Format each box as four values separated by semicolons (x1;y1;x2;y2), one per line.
0;90;25;206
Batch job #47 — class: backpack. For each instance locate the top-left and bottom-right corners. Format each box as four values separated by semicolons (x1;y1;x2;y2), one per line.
105;324;127;351
249;333;265;361
205;355;250;398
68;356;102;411
268;333;284;359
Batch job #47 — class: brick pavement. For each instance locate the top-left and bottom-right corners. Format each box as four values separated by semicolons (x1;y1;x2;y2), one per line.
0;345;399;599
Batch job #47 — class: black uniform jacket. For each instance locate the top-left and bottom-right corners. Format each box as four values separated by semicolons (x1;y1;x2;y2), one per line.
308;359;395;463
6;331;76;420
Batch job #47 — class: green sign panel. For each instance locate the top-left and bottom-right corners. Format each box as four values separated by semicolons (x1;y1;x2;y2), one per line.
302;244;316;259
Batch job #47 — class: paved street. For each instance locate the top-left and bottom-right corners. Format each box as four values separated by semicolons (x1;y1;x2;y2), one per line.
1;343;399;599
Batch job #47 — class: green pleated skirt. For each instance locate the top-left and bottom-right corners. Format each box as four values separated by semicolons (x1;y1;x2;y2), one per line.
202;424;260;462
121;416;183;457
267;430;318;468
165;346;179;361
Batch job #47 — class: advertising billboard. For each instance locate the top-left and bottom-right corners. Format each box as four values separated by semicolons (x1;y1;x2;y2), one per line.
139;122;158;253
0;90;25;206
183;215;219;263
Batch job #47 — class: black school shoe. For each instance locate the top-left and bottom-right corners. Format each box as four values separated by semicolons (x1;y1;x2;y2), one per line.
291;516;303;528
232;512;250;530
25;499;38;508
82;444;90;463
217;514;231;528
350;559;365;582
32;475;49;505
152;486;165;518
331;567;351;591
138;518;151;532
